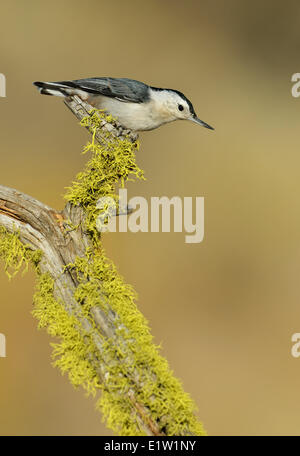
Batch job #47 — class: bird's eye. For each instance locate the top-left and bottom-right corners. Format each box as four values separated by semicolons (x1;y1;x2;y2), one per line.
178;104;184;111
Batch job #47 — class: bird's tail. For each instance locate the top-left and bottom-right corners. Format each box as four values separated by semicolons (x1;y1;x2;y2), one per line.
33;80;85;98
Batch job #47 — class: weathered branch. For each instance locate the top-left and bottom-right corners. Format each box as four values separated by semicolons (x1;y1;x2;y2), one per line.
0;96;205;436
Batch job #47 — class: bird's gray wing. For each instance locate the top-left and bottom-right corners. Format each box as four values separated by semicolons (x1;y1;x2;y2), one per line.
69;77;150;103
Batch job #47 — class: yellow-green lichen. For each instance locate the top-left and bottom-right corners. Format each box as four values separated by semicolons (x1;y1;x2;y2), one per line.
32;272;100;396
66;246;206;436
0;226;42;278
65;111;145;238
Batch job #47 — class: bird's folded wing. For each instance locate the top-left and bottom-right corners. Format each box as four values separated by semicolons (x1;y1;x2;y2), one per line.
69;77;149;103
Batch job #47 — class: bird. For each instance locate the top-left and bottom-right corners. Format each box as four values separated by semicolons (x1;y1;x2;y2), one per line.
33;77;214;132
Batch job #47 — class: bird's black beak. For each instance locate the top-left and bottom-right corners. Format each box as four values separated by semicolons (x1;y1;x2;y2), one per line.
190;116;214;130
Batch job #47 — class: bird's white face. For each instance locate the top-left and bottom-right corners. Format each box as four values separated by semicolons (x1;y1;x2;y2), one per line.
149;88;214;130
168;94;195;121
150;89;194;123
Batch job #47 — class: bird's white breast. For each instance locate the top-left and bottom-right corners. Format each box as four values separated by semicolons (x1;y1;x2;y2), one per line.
87;94;172;131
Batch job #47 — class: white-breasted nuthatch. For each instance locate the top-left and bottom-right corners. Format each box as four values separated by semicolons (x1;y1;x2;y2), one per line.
33;77;214;132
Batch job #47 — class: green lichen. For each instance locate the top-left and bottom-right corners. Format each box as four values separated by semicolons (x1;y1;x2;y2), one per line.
32;272;100;397
65;111;145;238
0;226;42;278
66;246;206;436
0;110;206;436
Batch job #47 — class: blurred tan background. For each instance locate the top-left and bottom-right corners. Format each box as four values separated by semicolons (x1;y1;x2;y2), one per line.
0;0;300;436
